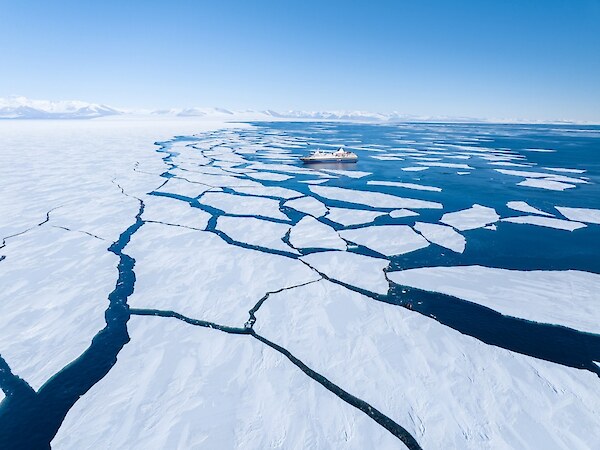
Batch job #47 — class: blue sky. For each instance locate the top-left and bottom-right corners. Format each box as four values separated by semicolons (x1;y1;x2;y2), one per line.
2;0;599;121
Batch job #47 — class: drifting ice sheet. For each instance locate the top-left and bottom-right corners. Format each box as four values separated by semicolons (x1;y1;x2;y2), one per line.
339;225;430;257
216;216;296;254
199;192;289;221
367;180;442;192
518;178;576;191
388;265;600;334
440;204;499;231
309;185;443;210
506;201;553;217
556;206;600;224
413;222;466;253
300;251;390;295
325;207;386;226
289;216;346;250
501;215;586;231
283;196;328;217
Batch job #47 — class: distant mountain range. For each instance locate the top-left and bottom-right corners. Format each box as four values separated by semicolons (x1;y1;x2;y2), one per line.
0;96;588;124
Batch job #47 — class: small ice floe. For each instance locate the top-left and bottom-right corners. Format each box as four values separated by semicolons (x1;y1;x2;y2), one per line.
544;167;586;174
309;185;443;210
370;155;404;161
289;216;346;250
143;196;211;230
389;209;419;219
523;148;556;153
413;222;466;253
216;216;296;254
199;192;289;221
440;204;499;231
366;180;442;192
401;166;429;172
518;178;576;191
246;172;293;182
506;201;553;217
300;251;390;295
284;196;328;218
339;225;429;256
230;186;303;200
298;179;329;185
325;207;386;226
456;171;470;175
501;216;586;231
556;206;600;224
320;169;371;179
416;162;474;169
387;265;600;334
484;224;497;230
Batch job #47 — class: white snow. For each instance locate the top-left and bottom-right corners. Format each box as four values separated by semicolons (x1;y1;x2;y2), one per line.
216;216;296;254
246;172;293;182
440;204;500;231
143;195;210;229
283;196;328;217
401;166;428;172
339;225;430;257
53;317;400;449
309;185;443;210
556;206;600;224
230;186;303;200
506;201;553;217
289;216;346;250
544;167;586;174
157;177;217;198
199;192;290;221
367;180;442;192
413;222;466;253
388;266;600;334
321;169;372;179
325;207;386;226
254;279;600;450
501;216;586;231
389;209;419;219
127;223;318;326
300;251;390;295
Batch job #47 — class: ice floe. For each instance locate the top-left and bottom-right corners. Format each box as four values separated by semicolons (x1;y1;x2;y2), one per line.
401;166;429;172
339;225;430;256
230;186;303;200
246;172;293;182
388;266;600;334
300;251;389;295
413;222;466;253
501;215;586;231
389;209;419;219
440;204;499;231
127;224;318;326
143;195;210;229
216;216;296;254
366;180;442;192
283;196;328;218
254;279;600;449
506;201;553;217
199;192;289;221
325;207;386;226
309;185;443;210
289;216;346;250
157;177;217;199
417;162;474;169
517;178;576;191
556;206;600;224
320;169;371;179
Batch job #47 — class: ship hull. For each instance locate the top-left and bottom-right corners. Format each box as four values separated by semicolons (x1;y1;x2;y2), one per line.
300;157;358;164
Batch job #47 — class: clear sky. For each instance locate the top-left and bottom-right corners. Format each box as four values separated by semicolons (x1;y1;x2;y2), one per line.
2;0;599;121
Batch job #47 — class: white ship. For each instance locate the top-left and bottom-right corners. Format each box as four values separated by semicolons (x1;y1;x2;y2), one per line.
300;147;358;164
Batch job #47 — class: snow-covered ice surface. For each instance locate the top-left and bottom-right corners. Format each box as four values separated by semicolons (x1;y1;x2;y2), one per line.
2;119;600;449
388;266;600;334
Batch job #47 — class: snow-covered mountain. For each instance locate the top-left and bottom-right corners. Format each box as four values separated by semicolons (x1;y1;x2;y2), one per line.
0;96;121;119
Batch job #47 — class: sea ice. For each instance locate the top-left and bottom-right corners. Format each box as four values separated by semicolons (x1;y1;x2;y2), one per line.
230;186;303;200
413;222;466;253
366;181;442;192
556;206;600;224
388;265;600;334
440;204;499;231
199;192;289;221
143;195;210;229
254;279;600;449
320;169;371;179
401;166;428;172
156;177;217;199
339;225;429;257
501;216;586;231
289;216;346;250
246;172;293;182
300;251;389;295
283;196;328;217
389;209;419;219
416;162;474;169
309;186;443;210
216;216;296;254
325;207;386;226
506;201;553;217
517;178;576;191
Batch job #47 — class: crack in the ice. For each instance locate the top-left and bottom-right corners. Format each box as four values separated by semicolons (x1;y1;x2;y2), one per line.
51;225;106;241
129;308;422;450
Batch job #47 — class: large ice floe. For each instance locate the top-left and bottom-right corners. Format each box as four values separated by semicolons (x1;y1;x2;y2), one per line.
388;266;600;334
325;207;387;226
289;216;347;250
309;185;443;210
413;222;466;253
199;192;290;221
501;215;586;231
556;206;600;224
216;216;296;254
